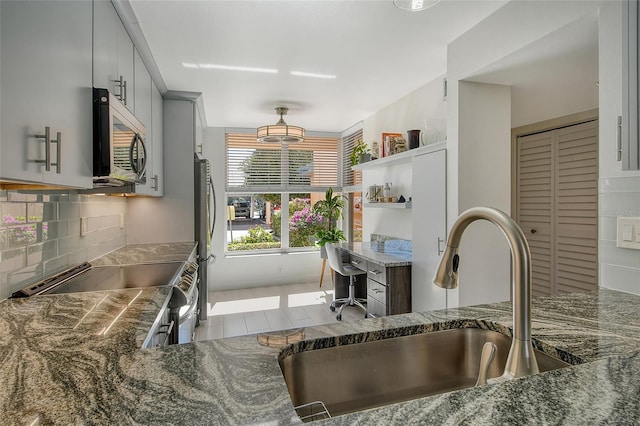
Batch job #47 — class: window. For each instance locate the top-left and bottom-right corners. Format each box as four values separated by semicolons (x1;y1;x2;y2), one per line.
340;124;363;242
225;132;339;252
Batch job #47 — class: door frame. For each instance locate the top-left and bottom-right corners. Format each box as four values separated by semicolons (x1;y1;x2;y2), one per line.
510;108;599;218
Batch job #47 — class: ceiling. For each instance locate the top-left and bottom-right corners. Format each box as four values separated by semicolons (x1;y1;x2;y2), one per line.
129;0;508;133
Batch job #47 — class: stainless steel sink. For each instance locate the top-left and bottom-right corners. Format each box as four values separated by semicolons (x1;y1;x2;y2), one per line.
279;328;571;420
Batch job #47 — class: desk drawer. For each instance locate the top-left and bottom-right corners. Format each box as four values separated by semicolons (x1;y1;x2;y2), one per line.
349;254;367;272
367;278;387;302
367;262;387;285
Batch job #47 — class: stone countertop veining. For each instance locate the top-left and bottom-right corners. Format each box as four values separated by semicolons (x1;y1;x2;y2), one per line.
2;287;640;424
90;241;197;266
337;240;412;267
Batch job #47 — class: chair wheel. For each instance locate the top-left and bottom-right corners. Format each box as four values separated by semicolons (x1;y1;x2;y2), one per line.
336;314;342;321
330;305;336;312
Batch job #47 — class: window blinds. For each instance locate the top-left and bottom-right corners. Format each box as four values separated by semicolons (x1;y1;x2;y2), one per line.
226;132;339;192
341;127;363;187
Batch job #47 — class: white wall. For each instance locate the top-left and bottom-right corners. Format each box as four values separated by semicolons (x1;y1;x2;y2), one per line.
202;127;324;291
446;0;622;307
361;74;447;240
456;81;512;306
127;99;196;244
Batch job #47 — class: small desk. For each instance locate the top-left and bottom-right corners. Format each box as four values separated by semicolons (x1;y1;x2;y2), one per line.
335;240;412;317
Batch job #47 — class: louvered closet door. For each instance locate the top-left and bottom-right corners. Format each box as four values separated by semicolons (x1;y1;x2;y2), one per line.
554;121;598;293
517;132;554;297
516;120;598;296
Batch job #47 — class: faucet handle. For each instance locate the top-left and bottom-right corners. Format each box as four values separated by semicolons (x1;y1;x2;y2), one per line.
475;341;497;386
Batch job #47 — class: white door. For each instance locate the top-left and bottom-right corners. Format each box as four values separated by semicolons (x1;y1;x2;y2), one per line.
516;120;598;296
411;149;447;312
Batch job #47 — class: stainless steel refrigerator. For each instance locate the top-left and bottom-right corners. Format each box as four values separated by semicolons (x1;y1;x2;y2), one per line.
194;154;215;323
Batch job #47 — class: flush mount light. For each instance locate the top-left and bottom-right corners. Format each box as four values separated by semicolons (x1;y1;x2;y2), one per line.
257;107;305;144
393;0;440;12
291;71;337;80
181;62;278;74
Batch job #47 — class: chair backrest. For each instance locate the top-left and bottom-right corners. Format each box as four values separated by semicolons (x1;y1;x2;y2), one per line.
325;243;347;275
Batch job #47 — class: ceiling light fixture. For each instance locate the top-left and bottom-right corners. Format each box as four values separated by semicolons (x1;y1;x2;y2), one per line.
393;0;440;12
181;62;278;74
257;107;305;144
291;71;337;80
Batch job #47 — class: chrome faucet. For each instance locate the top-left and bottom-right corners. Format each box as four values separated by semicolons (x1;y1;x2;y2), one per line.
433;206;539;381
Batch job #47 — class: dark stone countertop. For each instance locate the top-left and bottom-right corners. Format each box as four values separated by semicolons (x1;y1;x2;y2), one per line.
1;240;640;425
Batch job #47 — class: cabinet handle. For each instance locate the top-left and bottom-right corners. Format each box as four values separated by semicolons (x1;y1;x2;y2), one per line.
113;76;127;104
368;269;380;275
351;259;361;265
197;143;203;155
50;132;61;173
34;126;51;171
151;174;159;190
617;115;623;161
437;237;445;256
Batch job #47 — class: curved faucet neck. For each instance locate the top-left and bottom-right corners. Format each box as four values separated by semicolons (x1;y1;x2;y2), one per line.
435;206;538;378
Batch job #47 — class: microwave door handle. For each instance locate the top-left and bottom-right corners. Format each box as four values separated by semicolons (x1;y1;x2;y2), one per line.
129;133;147;177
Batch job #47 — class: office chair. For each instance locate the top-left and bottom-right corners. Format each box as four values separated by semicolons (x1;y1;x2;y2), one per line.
325;243;367;321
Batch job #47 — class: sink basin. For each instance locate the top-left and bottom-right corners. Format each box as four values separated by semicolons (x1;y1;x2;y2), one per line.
279;328;571;420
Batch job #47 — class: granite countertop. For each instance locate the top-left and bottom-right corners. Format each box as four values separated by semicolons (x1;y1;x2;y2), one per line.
2;279;640;423
90;241;197;266
337;240;412;267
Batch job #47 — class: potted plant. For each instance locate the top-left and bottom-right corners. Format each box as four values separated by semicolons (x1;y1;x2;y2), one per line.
313;188;346;257
350;139;372;166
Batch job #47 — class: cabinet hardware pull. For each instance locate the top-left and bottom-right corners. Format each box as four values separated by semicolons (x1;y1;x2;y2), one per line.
437;237;445;256
351;260;361;265
50;132;61;173
197;143;203;155
123;79;127;105
617;115;623;161
113;76;127;104
34;126;51;171
151;174;159;190
368;270;380;275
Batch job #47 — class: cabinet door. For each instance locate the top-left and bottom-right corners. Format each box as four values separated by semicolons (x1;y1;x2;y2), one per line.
1;0;92;187
151;81;164;195
133;49;155;195
411;149;447;312
93;0;133;111
93;0;119;91
117;16;135;112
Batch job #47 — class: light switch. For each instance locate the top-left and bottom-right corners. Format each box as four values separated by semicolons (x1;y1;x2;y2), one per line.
617;217;640;249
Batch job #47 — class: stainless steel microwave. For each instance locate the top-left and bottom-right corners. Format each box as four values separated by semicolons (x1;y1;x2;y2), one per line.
93;87;147;186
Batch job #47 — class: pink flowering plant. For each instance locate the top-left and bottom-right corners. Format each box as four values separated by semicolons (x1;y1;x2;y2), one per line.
289;199;325;247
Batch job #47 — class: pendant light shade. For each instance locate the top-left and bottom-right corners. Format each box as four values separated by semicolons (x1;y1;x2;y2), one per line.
393;0;440;12
257;107;305;144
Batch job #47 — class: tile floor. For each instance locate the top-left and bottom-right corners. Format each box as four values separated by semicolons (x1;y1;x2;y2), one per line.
194;282;366;341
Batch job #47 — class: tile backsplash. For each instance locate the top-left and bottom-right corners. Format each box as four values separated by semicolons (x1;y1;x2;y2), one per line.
0;190;127;299
599;176;640;295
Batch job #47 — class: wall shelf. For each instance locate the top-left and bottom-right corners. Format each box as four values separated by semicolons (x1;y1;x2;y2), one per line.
363;202;412;209
352;141;446;171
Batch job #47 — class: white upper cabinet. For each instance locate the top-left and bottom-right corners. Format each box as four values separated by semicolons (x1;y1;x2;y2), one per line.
0;0;93;188
93;0;134;112
133;49;156;196
151;82;165;196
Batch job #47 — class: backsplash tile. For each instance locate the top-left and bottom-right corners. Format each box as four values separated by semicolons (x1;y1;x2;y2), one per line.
0;190;127;299
599;176;640;295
